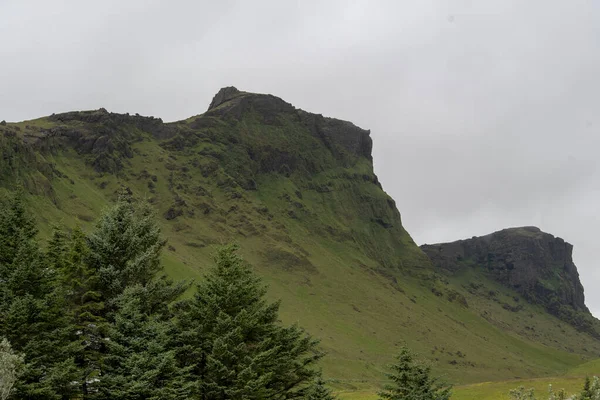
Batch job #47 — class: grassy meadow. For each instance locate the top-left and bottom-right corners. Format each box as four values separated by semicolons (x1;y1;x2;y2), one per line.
335;358;600;399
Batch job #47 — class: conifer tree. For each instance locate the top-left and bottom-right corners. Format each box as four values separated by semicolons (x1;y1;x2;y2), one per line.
0;189;37;271
86;192;166;312
81;194;188;399
0;193;76;399
378;346;451;400
175;244;322;400
55;226;106;397
0;190;39;312
580;377;593;400
571;376;600;400
98;285;193;400
46;226;69;271
306;376;336;400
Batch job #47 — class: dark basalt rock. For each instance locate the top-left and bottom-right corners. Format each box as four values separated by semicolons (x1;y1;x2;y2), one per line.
48;109;166;138
207;86;243;110
298;111;372;161
206;88;295;125
205;87;373;161
421;227;592;328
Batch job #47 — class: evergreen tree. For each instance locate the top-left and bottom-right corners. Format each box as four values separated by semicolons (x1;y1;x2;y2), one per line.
175;244;322;400
378;346;452;400
0;190;39;315
572;376;600;400
98;285;192;400
0;189;37;271
86;193;166;311
305;376;336;400
2;218;75;398
56;226;106;398
46;226;69;272
80;195;188;398
580;377;593;400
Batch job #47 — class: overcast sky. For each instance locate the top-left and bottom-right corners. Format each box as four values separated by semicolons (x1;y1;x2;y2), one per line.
2;1;599;314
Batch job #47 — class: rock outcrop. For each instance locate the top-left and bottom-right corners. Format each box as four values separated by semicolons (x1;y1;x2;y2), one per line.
207;86;243;110
421;227;593;330
203;87;372;162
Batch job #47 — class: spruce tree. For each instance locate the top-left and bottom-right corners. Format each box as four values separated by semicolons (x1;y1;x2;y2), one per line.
580;377;593;400
86;192;166;310
98;285;193;400
306;376;336;400
0;189;37;270
81;194;188;399
55;226;106;397
175;244;322;400
46;226;69;272
378;346;451;400
0;195;76;399
0;190;39;314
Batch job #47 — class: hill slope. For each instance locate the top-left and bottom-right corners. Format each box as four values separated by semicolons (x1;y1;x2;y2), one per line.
1;87;599;388
421;227;599;337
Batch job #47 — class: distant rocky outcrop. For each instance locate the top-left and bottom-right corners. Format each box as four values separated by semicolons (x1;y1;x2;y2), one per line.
421;227;596;333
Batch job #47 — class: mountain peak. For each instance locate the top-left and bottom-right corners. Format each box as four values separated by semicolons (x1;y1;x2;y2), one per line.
421;227;593;334
207;86;242;111
200;88;373;161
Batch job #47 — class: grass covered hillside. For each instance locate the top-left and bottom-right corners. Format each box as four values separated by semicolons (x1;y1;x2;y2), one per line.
1;87;599;389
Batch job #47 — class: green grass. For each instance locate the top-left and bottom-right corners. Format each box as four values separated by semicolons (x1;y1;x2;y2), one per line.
568;359;600;376
335;358;600;399
335;376;586;400
2;92;600;390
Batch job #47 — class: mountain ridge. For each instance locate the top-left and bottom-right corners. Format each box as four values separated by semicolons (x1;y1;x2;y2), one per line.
1;87;600;388
421;226;596;336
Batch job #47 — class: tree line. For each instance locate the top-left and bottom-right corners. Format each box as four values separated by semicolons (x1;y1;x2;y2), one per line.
0;190;336;399
0;189;459;400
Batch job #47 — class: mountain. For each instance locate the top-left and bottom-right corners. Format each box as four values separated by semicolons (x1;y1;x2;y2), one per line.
421;226;598;337
1;87;600;390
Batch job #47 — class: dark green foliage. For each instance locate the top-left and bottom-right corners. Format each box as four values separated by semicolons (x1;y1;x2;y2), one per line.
0;191;75;399
0;190;328;399
97;285;192;400
54;226;106;397
378;346;452;400
175;244;323;399
86;191;166;310
4;254;76;398
580;376;593;400
306;376;336;400
0;189;37;280
69;195;188;398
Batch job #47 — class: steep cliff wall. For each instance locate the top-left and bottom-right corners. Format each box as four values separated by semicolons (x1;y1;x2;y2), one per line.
422;226;596;334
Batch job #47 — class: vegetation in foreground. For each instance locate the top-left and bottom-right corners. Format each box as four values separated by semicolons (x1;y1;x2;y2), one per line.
0;190;329;399
0;188;485;400
336;370;600;400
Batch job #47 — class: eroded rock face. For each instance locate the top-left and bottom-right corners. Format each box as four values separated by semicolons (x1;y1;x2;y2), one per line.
421;227;588;315
204;87;373;161
298;111;372;161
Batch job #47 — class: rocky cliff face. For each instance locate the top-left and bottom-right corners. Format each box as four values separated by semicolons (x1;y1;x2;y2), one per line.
421;227;594;331
204;87;373;162
0;87;426;272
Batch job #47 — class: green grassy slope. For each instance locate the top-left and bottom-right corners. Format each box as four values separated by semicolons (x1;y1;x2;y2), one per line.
1;88;599;389
337;358;600;399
